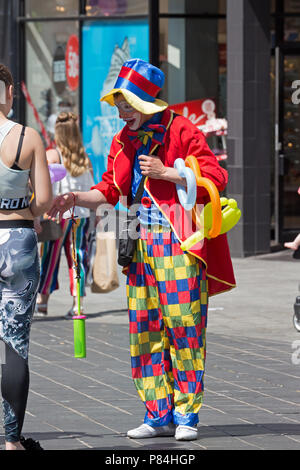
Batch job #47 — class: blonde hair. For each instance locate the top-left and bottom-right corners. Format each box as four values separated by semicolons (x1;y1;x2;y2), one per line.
55;112;89;177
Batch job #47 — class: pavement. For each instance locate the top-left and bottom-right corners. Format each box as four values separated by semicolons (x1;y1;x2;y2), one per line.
1;246;300;453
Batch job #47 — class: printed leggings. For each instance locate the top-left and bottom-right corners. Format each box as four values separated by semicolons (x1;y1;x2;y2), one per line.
0;226;40;442
127;225;208;428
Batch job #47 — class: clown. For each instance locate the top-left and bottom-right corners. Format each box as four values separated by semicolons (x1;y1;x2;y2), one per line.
47;58;236;441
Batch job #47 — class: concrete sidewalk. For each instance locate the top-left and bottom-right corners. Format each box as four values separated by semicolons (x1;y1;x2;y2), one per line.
1;248;300;451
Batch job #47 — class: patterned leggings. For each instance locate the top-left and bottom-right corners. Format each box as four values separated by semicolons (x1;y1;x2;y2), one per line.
0;226;40;442
127;225;208;427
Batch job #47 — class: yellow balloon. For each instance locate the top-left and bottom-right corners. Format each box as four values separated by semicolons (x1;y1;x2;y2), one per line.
185;155;222;239
180;197;241;251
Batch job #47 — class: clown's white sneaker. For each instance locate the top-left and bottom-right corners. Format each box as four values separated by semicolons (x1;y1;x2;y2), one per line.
127;423;175;439
175;425;198;441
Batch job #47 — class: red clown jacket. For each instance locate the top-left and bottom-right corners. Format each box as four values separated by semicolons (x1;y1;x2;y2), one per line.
91;108;236;297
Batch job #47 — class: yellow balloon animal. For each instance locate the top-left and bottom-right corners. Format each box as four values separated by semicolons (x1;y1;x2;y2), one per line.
180;156;241;252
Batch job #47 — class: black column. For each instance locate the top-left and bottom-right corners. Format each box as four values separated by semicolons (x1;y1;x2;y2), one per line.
226;0;271;257
0;0;23;122
149;0;159;67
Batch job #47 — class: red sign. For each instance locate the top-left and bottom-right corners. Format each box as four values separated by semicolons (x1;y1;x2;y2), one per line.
65;35;79;91
169;99;228;162
169;99;216;127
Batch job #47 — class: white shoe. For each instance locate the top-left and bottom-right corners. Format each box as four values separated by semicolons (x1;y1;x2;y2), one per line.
127;423;175;439
175;425;198;441
34;303;48;317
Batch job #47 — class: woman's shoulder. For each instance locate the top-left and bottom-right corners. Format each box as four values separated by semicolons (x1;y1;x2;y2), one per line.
46;148;60;164
22;126;46;149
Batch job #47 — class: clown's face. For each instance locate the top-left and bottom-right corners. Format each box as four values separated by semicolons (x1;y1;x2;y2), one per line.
114;95;150;130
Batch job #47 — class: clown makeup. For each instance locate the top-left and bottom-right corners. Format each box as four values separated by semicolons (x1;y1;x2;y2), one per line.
114;100;135;113
114;95;146;131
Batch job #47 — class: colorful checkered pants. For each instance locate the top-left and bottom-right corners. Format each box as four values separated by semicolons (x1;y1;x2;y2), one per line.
127;225;208;427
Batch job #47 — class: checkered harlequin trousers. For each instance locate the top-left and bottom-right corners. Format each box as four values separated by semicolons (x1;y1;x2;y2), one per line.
127;225;208;427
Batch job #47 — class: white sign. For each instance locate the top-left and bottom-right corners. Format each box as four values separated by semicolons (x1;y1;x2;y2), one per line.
168;44;181;69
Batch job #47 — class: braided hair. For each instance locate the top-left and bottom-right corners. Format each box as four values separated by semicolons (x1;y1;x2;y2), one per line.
54;112;89;177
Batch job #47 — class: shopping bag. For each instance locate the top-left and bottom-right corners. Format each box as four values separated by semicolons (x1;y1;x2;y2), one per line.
37;219;63;242
91;231;120;293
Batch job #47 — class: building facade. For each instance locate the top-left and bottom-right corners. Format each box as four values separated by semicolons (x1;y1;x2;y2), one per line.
0;0;300;257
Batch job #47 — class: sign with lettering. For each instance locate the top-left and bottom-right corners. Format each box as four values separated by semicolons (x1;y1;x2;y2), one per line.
169;99;217;127
66;35;79;91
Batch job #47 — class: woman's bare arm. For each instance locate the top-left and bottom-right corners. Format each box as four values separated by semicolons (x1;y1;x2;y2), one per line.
29;129;53;217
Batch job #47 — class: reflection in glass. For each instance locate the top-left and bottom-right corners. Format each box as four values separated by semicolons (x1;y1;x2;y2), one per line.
26;0;78;17
85;0;148;16
283;57;300;230
284;17;300;41
159;0;226;14
25;21;79;144
159;16;226;116
285;0;300;12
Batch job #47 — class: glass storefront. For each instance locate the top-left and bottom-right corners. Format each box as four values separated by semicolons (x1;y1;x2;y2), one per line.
158;3;226;117
82;18;149;183
282;55;300;230
19;0;300;246
25;21;79;143
271;0;300;241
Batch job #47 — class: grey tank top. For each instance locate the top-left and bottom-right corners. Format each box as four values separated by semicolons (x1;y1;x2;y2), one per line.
0;120;30;210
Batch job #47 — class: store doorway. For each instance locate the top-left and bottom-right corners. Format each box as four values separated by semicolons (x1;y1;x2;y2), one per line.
273;48;300;244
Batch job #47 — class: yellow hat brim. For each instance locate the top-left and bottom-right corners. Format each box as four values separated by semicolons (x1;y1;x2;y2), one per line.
100;88;168;115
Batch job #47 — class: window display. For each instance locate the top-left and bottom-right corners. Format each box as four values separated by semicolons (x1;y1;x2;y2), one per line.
82;19;149;185
85;0;148;17
25;21;79;144
26;0;78;17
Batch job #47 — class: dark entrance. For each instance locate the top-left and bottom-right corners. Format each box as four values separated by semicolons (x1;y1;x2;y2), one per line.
272;0;300;244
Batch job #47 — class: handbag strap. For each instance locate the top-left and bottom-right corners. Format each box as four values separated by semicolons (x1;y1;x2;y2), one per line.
132;175;146;205
128;126;168;216
128;175;145;217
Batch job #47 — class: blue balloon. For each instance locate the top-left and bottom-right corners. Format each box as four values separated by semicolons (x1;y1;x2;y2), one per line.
174;158;197;211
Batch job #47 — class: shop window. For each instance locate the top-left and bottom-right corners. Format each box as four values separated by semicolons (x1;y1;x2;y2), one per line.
26;0;78;17
159;0;225;14
284;17;300;41
285;0;300;12
85;0;148;17
25;21;79;144
82;19;149;184
159;16;226;116
271;0;276;13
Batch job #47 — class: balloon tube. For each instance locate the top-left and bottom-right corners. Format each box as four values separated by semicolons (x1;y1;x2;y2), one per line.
71;223;86;358
73;316;86;358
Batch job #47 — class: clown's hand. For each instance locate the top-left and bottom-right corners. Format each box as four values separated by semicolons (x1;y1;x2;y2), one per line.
47;192;75;221
138;154;166;179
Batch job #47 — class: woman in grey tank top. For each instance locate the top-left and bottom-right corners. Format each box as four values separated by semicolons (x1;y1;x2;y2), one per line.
0;64;52;451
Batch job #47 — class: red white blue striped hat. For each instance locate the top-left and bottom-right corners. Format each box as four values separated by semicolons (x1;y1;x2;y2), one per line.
100;58;168;114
